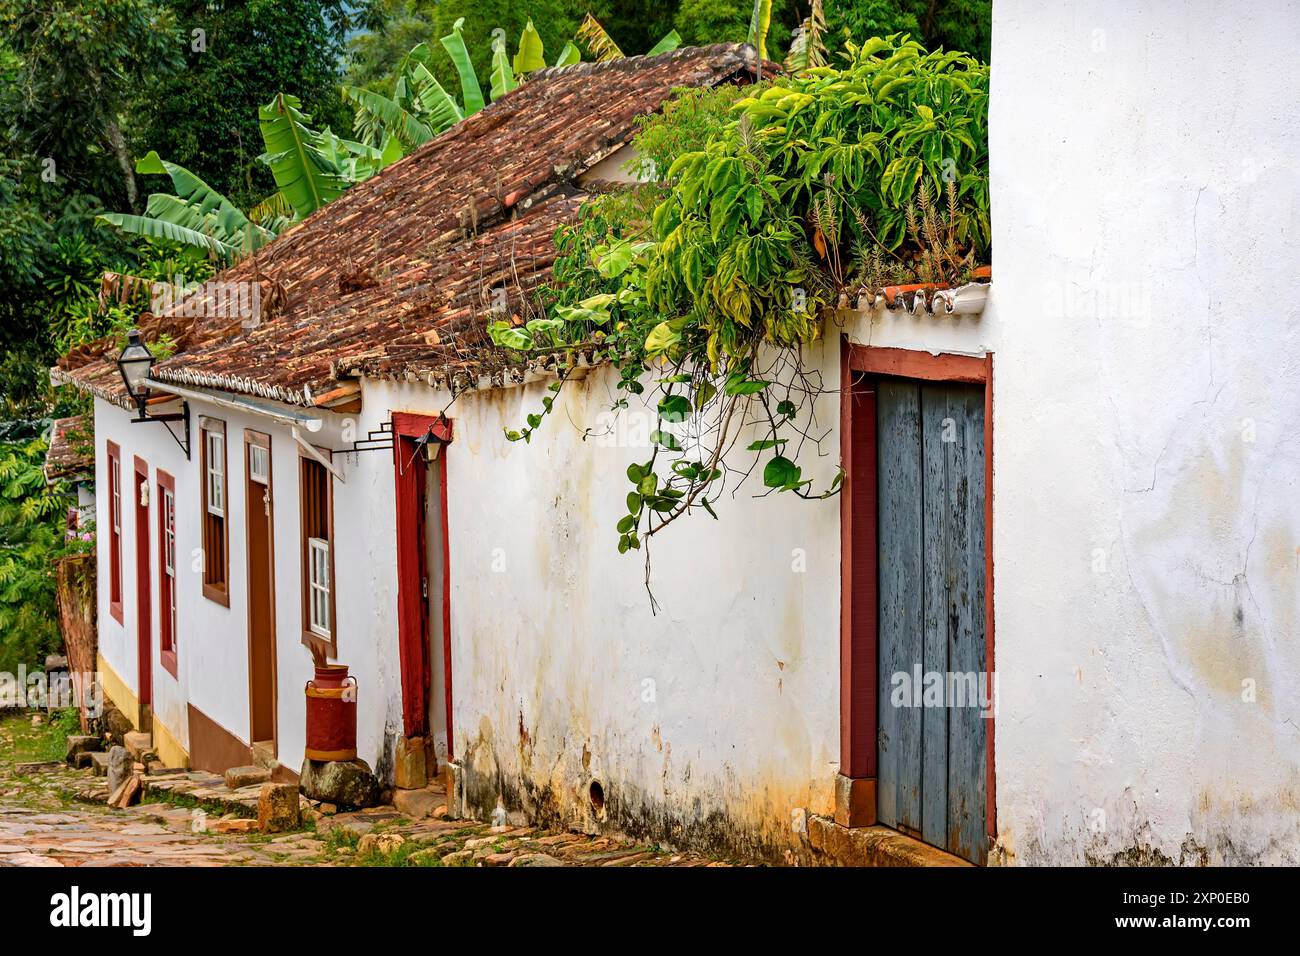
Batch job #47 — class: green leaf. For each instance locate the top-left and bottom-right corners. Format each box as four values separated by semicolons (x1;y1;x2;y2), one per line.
747;438;786;451
616;514;637;534
440;18;485;115
554;41;581;68
258;93;350;220
657;394;692;422
763;455;801;488
646;30;681;56
490;32;518;102
513;19;547;74
342;85;434;149
747;0;772;61
627;462;646;484
651;430;683;451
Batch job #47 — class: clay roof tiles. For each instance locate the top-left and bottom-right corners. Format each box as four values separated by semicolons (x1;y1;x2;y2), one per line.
53;44;761;407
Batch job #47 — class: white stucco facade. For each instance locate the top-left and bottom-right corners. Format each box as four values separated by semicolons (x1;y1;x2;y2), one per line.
982;0;1300;864
80;0;1300;865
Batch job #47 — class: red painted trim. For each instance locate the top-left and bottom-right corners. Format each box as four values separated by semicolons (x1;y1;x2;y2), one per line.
156;469;178;679
840;337;877;779
842;339;997;842
984;353;997;842
393;431;429;737
133;456;152;707
849;345;989;384
106;440;123;625
392;411;453;442
439;447;454;761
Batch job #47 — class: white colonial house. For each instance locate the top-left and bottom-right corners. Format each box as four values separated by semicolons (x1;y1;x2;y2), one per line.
52;1;1300;867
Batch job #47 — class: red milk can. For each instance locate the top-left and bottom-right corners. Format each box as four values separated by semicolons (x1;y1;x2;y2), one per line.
304;664;357;761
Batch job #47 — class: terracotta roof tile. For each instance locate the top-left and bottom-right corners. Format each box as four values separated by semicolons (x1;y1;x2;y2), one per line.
44;415;94;482
53;44;761;407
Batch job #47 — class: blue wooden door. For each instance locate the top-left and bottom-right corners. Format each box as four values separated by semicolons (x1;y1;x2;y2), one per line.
877;379;987;864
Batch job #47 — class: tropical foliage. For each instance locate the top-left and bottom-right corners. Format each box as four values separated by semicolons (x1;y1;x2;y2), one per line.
491;36;990;558
0;432;73;674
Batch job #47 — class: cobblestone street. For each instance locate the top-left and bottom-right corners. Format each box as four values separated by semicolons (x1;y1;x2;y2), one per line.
0;715;731;868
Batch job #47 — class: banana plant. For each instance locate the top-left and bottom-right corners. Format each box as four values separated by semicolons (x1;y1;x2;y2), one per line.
748;0;773;63
784;0;826;73
576;13;680;63
258;94;353;220
440;17;485;116
98;152;275;261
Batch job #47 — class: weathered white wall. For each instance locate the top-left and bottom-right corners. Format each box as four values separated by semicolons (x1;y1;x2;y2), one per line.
369;356;846;860
92;395;410;777
986;0;1300;863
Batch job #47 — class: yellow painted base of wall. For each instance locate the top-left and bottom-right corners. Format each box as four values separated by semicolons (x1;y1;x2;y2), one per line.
151;715;189;769
97;653;140;728
97;653;190;768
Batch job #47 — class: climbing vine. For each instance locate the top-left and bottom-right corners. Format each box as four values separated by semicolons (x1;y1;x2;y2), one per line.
490;36;989;569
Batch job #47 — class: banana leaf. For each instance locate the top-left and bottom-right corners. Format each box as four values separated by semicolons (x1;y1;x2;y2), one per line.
135;151;252;233
553;41;581;68
258;93;351;220
513;19;546;74
97;212;237;259
440;18;485;115
408;62;464;133
490;33;518;102
342;85;434;149
576;13;624;62
646;30;682;56
748;0;772;61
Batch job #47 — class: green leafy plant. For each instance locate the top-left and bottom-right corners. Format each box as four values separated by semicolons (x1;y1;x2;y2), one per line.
0;435;73;674
491;36;989;572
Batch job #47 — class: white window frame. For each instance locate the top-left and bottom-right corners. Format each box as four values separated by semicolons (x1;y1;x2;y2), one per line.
249;444;270;485
205;431;225;517
110;462;121;534
307;537;331;638
163;487;177;648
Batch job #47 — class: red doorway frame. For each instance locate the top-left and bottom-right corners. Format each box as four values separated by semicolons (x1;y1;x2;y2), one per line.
133;456;153;708
392;412;454;757
840;339;996;845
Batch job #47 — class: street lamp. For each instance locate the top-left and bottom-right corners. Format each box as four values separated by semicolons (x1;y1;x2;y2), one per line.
115;329;191;459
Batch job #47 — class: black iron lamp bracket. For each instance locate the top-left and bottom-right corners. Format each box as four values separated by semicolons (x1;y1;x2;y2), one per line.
131;396;191;459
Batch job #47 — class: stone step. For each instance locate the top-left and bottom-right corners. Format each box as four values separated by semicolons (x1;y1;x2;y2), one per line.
122;731;153;759
251;741;278;771
224;765;272;790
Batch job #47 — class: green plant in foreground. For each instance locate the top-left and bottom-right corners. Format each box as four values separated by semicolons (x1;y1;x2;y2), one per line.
491;36;989;574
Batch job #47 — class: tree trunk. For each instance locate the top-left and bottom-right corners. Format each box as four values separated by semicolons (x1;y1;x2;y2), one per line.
105;117;138;213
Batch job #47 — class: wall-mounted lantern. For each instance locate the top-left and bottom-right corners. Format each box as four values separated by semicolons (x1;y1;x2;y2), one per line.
116;329;191;459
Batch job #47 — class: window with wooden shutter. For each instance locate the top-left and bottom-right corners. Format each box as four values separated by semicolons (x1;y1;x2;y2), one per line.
300;454;336;655
200;418;229;605
158;470;178;676
107;441;123;624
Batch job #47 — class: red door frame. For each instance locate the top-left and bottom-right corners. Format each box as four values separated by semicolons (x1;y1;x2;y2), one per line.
392;412;454;756
133;456;153;707
840;339;996;844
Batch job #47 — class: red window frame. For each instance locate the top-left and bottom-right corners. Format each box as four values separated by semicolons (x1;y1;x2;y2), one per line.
106;440;123;624
157;469;178;677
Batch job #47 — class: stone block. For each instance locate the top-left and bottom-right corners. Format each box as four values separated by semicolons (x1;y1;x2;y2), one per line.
65;735;100;764
122;731;152;759
257;782;301;833
833;774;877;828
106;746;132;795
393;735;427;790
225;765;272;790
90;752;110;777
393;787;442;820
509;853;563;867
299;758;380;809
